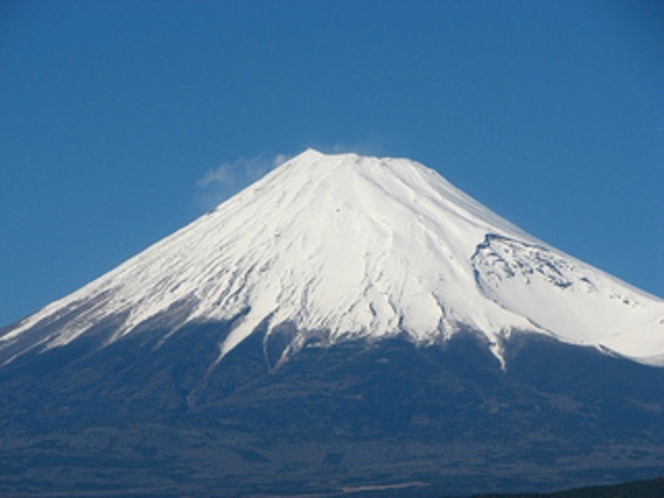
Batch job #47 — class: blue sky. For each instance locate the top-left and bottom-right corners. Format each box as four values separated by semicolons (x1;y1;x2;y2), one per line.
1;0;662;326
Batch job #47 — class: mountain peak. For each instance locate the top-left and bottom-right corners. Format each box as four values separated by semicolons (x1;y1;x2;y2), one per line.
295;147;326;160
2;151;663;368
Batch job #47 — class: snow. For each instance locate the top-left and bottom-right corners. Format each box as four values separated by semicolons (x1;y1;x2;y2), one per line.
2;149;663;367
471;234;664;360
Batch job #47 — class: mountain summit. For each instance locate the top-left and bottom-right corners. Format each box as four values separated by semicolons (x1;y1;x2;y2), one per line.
3;149;662;367
1;150;663;496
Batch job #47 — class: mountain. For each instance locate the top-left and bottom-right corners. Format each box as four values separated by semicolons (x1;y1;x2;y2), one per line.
3;149;662;367
1;150;663;496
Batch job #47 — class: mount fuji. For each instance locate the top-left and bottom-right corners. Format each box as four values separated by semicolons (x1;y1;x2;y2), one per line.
1;150;663;496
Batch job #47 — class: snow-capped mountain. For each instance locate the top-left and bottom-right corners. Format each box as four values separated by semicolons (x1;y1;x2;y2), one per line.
2;149;663;496
2;149;663;367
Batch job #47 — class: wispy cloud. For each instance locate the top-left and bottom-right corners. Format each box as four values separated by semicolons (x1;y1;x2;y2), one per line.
195;153;290;211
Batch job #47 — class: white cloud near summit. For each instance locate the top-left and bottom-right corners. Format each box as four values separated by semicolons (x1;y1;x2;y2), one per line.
195;153;290;210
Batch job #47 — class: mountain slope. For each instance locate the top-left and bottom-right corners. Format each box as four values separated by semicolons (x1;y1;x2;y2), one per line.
1;150;663;496
2;149;662;368
0;326;662;496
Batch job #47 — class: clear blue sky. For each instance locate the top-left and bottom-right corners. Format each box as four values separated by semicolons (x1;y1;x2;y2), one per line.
1;0;662;326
